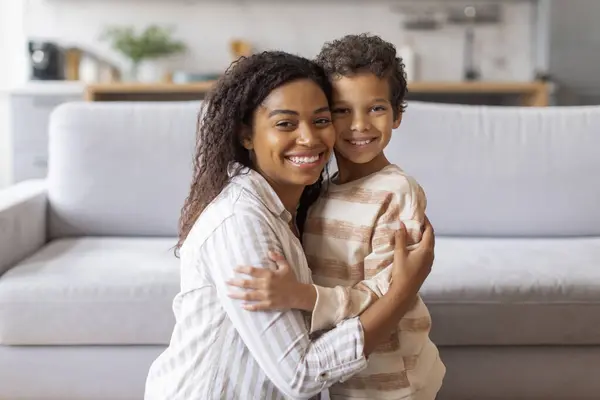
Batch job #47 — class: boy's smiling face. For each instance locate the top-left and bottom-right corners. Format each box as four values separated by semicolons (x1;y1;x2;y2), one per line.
330;72;402;169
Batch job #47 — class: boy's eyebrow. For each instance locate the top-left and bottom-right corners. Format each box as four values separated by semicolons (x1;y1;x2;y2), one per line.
373;98;390;103
268;109;298;117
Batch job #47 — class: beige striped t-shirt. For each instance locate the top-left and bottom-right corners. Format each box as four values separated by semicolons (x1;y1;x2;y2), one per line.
303;164;446;400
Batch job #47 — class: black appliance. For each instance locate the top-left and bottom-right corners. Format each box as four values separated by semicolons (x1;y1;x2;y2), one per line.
28;41;65;80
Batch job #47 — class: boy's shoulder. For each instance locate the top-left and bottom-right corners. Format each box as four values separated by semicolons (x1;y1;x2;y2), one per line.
320;164;424;209
360;164;422;193
312;165;426;223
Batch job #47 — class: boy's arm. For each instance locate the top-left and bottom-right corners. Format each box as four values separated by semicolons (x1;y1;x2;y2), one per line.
310;178;426;332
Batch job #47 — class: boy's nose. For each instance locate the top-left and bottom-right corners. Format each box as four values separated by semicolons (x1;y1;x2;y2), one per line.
351;115;371;132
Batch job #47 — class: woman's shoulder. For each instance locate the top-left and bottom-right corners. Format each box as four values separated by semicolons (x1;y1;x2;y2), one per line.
182;180;277;252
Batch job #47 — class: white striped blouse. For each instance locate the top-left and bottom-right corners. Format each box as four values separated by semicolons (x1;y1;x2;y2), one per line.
144;164;368;400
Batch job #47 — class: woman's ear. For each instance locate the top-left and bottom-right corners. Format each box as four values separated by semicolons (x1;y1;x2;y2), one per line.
240;126;253;150
393;110;403;129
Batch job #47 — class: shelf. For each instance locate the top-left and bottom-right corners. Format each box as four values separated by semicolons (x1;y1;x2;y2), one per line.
85;81;549;106
84;82;215;101
408;81;549;106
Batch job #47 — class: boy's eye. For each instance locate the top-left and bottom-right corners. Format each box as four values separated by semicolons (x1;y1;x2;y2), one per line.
332;108;350;115
371;105;387;112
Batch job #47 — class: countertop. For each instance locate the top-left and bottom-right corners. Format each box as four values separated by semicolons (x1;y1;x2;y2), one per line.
84;81;550;106
8;81;87;96
4;80;550;107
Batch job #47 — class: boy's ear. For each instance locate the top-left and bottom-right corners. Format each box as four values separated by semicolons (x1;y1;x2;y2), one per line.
240;125;253;150
392;110;403;129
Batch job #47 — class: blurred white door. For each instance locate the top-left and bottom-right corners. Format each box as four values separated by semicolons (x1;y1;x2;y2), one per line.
0;0;27;188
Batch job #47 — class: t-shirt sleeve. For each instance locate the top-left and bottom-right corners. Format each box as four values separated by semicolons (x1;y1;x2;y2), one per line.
310;176;427;331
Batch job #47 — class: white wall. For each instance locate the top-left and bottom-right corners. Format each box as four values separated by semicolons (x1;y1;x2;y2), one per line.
0;1;535;189
0;95;9;189
23;0;535;82
549;0;600;105
0;0;27;189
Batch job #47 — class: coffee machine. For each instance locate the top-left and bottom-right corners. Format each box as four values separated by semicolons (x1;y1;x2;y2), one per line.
28;41;65;80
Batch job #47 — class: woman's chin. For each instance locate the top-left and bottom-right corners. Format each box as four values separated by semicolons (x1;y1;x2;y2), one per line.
303;175;322;186
283;163;326;186
289;172;322;187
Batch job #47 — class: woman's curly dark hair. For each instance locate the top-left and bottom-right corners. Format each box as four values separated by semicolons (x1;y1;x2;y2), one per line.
315;33;408;118
176;51;333;252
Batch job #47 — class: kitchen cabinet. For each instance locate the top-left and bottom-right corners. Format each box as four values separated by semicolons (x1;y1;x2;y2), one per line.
9;82;84;182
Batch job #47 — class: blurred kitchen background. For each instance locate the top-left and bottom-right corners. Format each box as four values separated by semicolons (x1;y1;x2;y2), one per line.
0;0;598;188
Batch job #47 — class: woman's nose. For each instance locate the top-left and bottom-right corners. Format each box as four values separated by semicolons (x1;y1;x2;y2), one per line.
297;124;320;146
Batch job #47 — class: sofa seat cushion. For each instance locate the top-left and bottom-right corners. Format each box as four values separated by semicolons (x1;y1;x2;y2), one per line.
0;237;179;345
424;237;600;346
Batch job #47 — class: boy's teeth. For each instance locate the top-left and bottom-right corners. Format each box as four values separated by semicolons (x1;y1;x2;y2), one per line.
350;139;374;145
288;155;320;164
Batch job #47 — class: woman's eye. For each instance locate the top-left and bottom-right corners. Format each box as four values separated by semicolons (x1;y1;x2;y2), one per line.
315;118;332;126
276;121;295;129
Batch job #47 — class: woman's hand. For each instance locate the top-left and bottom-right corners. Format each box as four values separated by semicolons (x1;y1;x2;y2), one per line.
359;216;435;355
390;216;435;296
227;251;316;311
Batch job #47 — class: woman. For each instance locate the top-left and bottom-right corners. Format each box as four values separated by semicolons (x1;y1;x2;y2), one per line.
144;51;435;400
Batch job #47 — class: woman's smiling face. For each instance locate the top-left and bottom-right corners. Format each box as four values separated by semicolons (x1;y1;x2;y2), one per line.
244;78;336;190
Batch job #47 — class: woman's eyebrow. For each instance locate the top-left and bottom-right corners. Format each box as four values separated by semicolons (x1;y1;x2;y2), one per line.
268;109;298;117
268;106;330;117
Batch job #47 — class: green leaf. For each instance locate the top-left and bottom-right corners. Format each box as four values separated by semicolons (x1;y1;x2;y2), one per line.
100;24;187;63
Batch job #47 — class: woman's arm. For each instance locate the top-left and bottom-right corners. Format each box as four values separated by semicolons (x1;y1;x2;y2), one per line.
228;180;428;332
358;180;427;297
360;219;435;355
206;212;432;398
205;213;366;399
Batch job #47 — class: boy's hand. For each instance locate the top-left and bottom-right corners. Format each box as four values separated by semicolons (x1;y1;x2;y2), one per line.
227;251;315;311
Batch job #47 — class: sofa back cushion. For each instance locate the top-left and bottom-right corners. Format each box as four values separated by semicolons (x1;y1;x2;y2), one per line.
386;102;600;236
48;101;600;238
48;101;199;238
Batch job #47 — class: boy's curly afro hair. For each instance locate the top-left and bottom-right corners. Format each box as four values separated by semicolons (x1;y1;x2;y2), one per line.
315;33;408;118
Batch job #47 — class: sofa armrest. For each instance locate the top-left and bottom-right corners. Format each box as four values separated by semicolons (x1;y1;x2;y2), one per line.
0;180;47;276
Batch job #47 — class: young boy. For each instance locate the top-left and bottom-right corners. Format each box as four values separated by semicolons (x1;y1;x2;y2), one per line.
304;33;445;399
228;34;445;399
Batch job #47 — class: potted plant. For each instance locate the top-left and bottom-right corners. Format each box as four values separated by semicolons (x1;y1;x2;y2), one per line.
101;25;187;82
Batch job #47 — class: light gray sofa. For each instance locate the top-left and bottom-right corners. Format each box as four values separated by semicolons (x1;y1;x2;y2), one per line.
1;101;599;400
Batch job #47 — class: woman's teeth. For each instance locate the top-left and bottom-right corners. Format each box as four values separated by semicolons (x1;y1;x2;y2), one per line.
350;139;374;146
288;155;320;164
